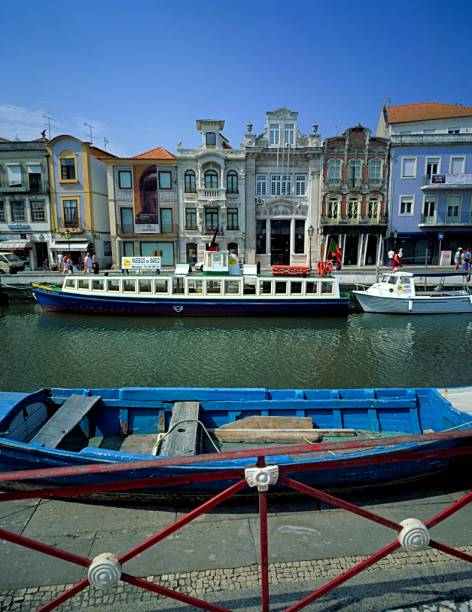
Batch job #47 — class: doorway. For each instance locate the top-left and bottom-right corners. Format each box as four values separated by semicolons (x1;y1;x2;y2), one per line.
365;235;378;265
344;235;359;266
270;220;291;265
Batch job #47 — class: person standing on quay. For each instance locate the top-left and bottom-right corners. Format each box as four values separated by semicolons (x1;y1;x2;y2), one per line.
387;248;394;268
92;254;99;275
392;252;402;272
83;252;93;274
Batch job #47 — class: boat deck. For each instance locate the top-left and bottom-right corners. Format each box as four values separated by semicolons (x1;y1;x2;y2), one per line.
438;387;472;416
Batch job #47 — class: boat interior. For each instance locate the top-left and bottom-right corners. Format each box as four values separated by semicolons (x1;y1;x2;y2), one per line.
0;388;467;459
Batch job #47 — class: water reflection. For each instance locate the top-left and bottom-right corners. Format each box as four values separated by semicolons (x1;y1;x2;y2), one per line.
2;305;472;392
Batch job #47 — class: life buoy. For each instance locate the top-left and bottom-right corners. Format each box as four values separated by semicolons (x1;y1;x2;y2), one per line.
397;284;404;292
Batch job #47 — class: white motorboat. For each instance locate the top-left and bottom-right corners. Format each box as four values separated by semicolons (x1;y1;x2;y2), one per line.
353;271;472;314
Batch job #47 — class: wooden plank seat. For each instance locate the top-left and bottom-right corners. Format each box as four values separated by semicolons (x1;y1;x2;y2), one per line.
159;401;200;457
31;394;101;449
215;415;321;444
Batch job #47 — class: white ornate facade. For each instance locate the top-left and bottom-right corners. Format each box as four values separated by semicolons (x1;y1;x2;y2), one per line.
176;120;246;264
243;108;322;268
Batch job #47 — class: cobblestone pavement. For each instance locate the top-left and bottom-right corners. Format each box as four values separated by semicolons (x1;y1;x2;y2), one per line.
1;545;471;611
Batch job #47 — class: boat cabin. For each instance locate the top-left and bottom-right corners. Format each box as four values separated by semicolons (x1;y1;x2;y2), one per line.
368;272;470;298
62;275;341;299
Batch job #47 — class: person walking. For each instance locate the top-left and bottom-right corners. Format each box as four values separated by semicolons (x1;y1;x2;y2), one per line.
454;247;463;270
387;248;394;268
83;252;93;274
392;252;401;272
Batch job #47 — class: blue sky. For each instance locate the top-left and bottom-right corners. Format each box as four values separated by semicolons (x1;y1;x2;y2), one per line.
1;0;471;155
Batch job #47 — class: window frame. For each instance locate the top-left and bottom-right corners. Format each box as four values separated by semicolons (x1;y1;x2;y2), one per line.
327;159;341;180
226;170;238;194
6;164;22;187
269;123;280;146
295;175;306;196
206;132;216;146
158;170;172;190
59;156;78;183
30;200;46;222
449;156;465;174
118;170;132;189
401;157;417;179
120;207;134;233
10;200;26;222
205;207;219;230
399;195;415;216
185;207;197;230
160;207;173;233
284;123;294;145
184;169;196;193
256;174;267;196
204;170;218;190
368;159;382;180
0;201;5;222
271;174;281;196
227;207;239;230
424;156;441;177
62;198;79;228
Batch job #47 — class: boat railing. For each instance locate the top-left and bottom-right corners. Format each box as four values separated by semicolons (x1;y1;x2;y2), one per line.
0;429;470;610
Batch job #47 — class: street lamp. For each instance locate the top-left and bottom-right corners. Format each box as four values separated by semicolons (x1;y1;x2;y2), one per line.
307;225;314;271
64;229;71;258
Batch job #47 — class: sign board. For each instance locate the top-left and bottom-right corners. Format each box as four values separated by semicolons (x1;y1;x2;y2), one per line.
446;173;472;185
438;233;444;240
121;256;161;270
439;250;452;266
431;174;446;184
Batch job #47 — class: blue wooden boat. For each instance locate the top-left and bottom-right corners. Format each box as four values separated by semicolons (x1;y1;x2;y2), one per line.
0;387;471;497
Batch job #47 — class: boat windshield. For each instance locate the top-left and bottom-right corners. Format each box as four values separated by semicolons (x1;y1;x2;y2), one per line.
381;275;397;284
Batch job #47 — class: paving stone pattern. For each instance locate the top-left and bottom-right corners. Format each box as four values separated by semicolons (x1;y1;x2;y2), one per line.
1;545;471;611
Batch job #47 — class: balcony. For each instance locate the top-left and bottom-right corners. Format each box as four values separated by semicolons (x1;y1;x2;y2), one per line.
422;174;472;190
347;178;362;189
321;215;387;226
326;178;342;189
198;188;226;202
367;178;383;189
391;133;472;145
419;214;471;226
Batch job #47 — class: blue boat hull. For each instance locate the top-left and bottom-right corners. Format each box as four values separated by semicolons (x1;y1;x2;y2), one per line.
32;286;349;317
0;386;470;497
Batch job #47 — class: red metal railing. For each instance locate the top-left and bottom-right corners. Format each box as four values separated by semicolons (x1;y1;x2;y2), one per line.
0;430;470;611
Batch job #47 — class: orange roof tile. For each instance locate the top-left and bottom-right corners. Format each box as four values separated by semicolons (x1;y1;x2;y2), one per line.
386;102;472;124
89;146;118;159
133;146;176;160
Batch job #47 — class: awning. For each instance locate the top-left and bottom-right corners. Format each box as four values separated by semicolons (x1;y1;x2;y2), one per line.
0;240;32;250
51;241;90;251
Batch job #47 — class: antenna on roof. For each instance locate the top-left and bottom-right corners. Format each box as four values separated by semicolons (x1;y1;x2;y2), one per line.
103;137;109;151
43;114;57;139
84;122;95;144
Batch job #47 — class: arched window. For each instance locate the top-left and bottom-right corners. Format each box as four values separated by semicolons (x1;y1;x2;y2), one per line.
226;170;238;194
184;170;196;193
204;170;218;189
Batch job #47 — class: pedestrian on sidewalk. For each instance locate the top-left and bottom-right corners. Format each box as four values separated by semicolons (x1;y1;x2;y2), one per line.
392;252;402;272
454;247;463;270
387;248;394;268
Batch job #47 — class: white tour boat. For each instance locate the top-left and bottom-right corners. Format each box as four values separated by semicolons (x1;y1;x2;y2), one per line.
353;271;472;314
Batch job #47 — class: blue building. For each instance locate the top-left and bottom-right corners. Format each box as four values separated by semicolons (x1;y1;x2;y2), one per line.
378;103;472;264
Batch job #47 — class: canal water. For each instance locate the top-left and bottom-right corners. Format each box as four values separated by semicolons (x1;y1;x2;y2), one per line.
2;304;472;392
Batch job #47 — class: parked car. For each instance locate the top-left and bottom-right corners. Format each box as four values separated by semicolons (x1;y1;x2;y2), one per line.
0;252;25;274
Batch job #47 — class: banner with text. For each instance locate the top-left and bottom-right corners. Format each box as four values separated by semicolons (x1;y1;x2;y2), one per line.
121;256;161;270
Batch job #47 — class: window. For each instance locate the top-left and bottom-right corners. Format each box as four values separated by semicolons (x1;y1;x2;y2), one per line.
281;175;291;195
63;199;79;227
368;159;382;180
260;280;272;295
31;200;46;222
140;241;174;265
227;207;238;230
123;279;137;293
122;241;134;257
367;199;379;219
0;201;6;222
327;159;341;180
138;279;152;294
204;170;218;189
188;279;203;294
205;207;219;230
10;201;25;222
118;170;132;189
425;157;441;177
327;197;340;219
185;207;197;229
294;220;305;254
186;242;197;264
7;164;22;187
225;280;241;295
28;164;42;191
401;157;417;178
184;170;196;193
206;279;222;295
423;197;436;220
284;123;294;145
399;196;414;215
226;171;238;194
296;175;306;196
290;281;302;295
206;132;216;146
271;175;281;196
446;195;461;221
78;279;90;290
269;124;280;146
160;208;173;233
155;278;169;293
348;159;362;186
348;198;359;219
120;207;134;233
256;175;266;196
158;171;172;190
60;157;76;181
256;220;267;254
92;279;105;291
275;281;288;295
450;157;465;174
107;279;120;292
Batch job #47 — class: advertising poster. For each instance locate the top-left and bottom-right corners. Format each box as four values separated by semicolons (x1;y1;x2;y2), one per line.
440;250;452;266
121;256;161;270
133;165;159;233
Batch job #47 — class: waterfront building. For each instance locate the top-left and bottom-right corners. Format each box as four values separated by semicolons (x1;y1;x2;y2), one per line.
320;126;389;266
243;108;322;268
48;135;114;269
0;136;51;270
379;103;472;263
103;147;177;268
176;120;245;265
